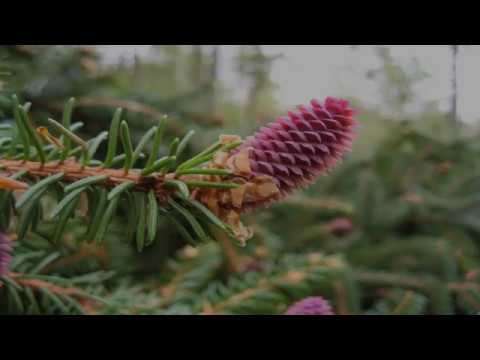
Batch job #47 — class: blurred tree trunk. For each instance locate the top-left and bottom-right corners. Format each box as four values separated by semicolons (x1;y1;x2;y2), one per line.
451;45;459;136
133;54;142;86
208;46;219;115
236;45;277;121
152;45;181;93
246;45;263;120
191;45;204;87
169;46;181;93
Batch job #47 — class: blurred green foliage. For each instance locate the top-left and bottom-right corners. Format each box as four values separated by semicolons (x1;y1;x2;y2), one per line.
2;45;480;315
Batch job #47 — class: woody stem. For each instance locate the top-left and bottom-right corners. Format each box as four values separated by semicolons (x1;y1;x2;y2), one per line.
209;225;242;273
0;159;171;200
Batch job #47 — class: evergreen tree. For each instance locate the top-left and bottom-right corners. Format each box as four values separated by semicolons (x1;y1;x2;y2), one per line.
2;45;480;315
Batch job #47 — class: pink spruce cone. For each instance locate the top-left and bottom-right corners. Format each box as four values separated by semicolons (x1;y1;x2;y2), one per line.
237;97;358;197
326;217;354;236
0;232;12;277
285;297;335;316
196;97;358;243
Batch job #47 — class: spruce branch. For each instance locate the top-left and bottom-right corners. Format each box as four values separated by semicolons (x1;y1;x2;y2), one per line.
0;272;109;315
1;95;359;250
198;252;351;315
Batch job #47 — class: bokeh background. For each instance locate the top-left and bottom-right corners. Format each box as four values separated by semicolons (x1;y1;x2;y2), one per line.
1;45;480;315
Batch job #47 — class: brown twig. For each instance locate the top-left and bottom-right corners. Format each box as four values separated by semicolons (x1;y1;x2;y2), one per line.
392;290;415;314
14;277;84;297
75;97;166;119
201;280;269;315
7;273;103;315
280;196;354;214
41;244;110;273
35;96;221;132
0;158;171;201
333;281;350;315
75;97;223;126
457;289;480;311
209;225;242;274
31;98;184;136
356;270;480;295
355;271;428;291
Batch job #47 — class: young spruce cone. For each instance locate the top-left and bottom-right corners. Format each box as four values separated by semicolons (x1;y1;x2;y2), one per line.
195;97;359;243
285;296;335;316
239;97;357;196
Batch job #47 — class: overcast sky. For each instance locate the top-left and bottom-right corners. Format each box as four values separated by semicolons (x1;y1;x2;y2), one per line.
98;45;480;123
